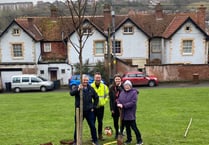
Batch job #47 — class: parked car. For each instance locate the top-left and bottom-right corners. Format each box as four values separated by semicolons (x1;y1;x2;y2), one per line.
69;74;105;89
69;74;94;89
122;71;159;87
11;74;54;93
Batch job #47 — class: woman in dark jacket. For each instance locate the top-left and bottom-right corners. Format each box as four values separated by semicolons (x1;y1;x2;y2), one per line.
117;80;143;145
109;74;124;139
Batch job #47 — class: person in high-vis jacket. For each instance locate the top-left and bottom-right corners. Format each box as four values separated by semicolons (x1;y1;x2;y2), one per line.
91;72;109;140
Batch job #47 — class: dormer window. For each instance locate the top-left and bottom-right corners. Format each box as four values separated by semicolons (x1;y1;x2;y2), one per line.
83;27;92;35
123;26;133;34
12;28;20;36
44;43;51;52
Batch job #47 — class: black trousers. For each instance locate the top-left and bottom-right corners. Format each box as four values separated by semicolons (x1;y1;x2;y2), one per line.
94;106;104;135
112;105;125;136
74;109;98;142
124;120;142;143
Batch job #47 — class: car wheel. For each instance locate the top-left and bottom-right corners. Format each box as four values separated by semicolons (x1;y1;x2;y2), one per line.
14;87;20;93
70;84;77;90
148;81;155;87
40;86;47;92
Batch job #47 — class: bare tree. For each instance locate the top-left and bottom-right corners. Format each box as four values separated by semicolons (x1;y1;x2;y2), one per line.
65;0;97;144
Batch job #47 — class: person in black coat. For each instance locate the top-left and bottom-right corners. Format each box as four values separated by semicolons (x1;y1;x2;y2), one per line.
70;74;100;145
109;74;124;139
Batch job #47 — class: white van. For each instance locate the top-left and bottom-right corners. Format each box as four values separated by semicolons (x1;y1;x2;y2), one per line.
11;75;54;93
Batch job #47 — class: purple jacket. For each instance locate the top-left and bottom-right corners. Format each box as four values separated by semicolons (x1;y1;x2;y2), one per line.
118;88;138;120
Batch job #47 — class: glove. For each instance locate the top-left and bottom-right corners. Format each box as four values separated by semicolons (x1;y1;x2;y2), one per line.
117;103;123;108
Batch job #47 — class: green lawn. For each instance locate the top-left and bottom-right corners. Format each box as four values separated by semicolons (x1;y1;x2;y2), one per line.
0;87;209;145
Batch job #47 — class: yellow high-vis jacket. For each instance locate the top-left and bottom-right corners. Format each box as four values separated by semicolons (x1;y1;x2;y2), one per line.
91;82;109;107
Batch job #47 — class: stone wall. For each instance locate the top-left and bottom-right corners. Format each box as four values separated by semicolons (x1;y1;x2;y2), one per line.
145;64;209;82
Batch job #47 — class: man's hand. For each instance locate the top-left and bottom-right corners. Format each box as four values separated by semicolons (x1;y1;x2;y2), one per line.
78;84;83;91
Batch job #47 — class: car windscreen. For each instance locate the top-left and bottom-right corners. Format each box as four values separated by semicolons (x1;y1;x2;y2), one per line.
38;76;48;81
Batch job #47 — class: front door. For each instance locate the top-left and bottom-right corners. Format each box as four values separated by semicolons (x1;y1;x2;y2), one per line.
50;71;57;81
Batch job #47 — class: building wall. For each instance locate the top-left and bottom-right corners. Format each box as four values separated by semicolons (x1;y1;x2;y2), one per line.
37;63;72;85
165;22;207;64
145;64;209;82
115;21;148;60
0;2;33;11
0;23;37;63
41;42;67;61
69;27;106;65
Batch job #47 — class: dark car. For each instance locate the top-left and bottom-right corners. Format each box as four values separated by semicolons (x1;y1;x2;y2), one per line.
122;71;159;87
68;74;94;89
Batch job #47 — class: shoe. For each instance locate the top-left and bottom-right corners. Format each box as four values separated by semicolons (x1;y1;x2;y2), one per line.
124;140;132;144
92;141;100;145
136;141;143;145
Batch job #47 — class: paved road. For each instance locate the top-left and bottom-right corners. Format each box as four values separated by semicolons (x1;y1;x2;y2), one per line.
56;81;209;92
2;81;209;94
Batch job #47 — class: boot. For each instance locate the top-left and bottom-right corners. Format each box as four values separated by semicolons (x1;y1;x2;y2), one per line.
98;134;104;141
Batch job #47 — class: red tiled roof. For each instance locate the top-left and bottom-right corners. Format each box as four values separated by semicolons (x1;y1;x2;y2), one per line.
14;5;207;41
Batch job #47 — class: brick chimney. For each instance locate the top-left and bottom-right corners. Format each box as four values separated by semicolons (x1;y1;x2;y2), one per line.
103;4;112;32
50;4;58;18
27;17;34;27
197;5;206;30
155;3;163;20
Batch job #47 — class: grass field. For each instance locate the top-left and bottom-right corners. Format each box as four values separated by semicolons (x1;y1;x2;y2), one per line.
0;86;209;145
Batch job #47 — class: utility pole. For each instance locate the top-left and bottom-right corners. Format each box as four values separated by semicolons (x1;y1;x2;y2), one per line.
111;8;116;75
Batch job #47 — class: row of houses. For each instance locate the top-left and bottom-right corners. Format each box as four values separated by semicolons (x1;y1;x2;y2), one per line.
0;3;208;89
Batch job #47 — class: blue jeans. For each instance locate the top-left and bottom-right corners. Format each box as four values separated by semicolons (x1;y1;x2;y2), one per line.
74;109;98;142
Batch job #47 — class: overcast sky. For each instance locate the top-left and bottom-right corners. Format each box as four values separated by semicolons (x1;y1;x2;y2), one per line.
0;0;58;4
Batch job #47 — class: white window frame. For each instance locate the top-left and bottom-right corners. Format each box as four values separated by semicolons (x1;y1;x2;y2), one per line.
94;41;105;56
83;27;92;35
123;26;134;34
12;28;21;36
151;39;161;53
44;43;51;52
182;39;193;55
12;43;23;58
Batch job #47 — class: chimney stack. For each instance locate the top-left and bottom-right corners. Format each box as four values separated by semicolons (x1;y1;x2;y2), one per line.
155;3;163;20
103;4;112;32
50;4;58;18
27;17;34;26
197;5;206;30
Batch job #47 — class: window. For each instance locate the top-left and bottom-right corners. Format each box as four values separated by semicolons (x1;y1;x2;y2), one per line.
61;69;65;73
12;28;20;35
151;39;161;53
83;27;92;35
44;43;51;52
127;74;136;77
12;44;23;57
94;41;105;55
184;24;192;32
123;26;133;34
12;77;20;83
182;40;193;55
40;70;44;74
22;77;29;83
31;77;40;83
112;40;121;54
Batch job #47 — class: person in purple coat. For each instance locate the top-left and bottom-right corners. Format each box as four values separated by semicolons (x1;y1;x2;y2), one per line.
117;80;143;145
